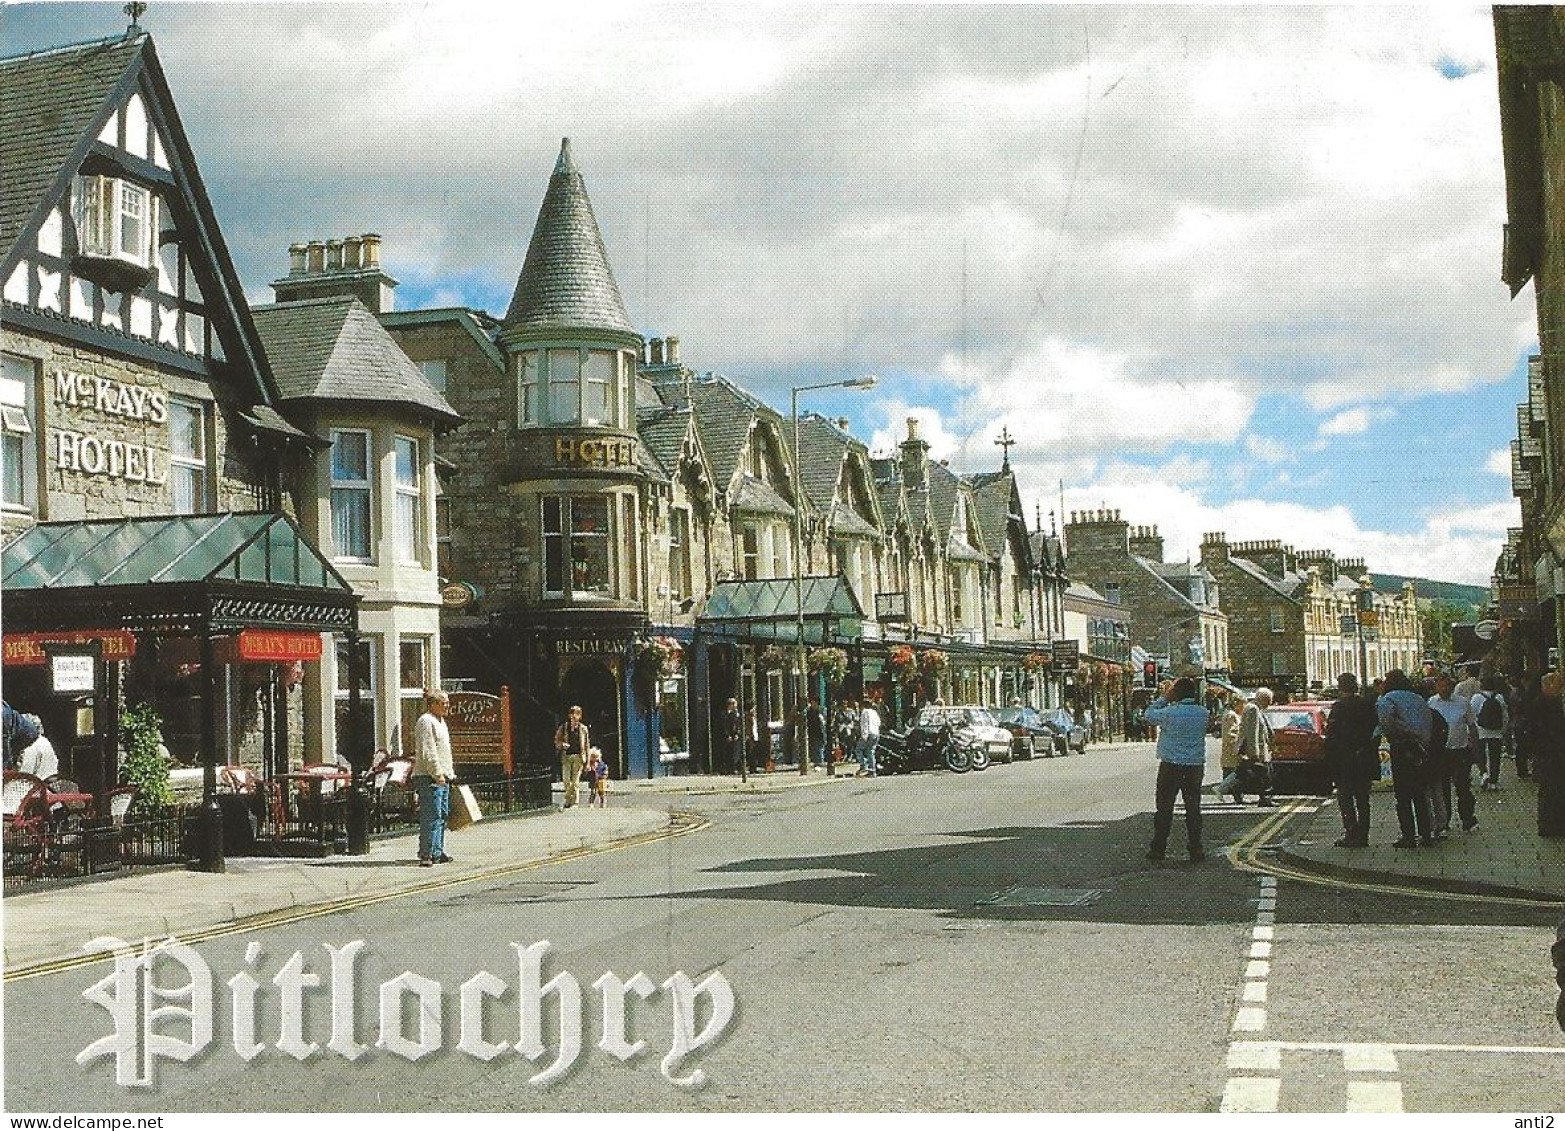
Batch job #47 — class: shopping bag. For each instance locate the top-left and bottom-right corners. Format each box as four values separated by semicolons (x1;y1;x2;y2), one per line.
448;783;483;831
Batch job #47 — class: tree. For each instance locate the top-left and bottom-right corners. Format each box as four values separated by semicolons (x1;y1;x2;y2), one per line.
1420;600;1472;663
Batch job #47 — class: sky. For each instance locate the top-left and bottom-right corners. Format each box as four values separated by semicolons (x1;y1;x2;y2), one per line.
1;2;1536;585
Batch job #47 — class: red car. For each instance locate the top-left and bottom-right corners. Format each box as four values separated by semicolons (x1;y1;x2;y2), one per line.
1262;701;1332;794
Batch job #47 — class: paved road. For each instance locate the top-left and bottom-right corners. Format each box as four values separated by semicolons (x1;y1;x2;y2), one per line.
5;742;1561;1112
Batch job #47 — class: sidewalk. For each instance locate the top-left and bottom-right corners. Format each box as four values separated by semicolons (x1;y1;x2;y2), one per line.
1279;769;1565;902
3;804;672;972
611;764;863;796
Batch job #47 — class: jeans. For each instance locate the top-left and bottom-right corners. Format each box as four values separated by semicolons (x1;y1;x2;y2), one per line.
1390;746;1433;843
413;776;449;861
1336;783;1371;844
856;737;879;775
1479;736;1503;785
1150;761;1204;856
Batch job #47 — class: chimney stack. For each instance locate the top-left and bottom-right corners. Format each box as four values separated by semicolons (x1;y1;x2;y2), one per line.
650;338;665;365
288;243;308;276
272;232;400;312
900;416;930;491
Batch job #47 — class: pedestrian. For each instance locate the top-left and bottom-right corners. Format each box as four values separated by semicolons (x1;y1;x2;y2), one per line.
2;701;39;772
554;704;590;809
722;698;744;774
1144;677;1210;863
1535;672;1565;838
1377;669;1437;848
586;748;609;807
856;698;881;777
834;700;858;766
1237;687;1276;806
806;696;829;772
746;706;765;771
1325;673;1380;847
1426;672;1479;836
1554;917;1565;1032
1214;693;1245;803
1472;676;1510;790
14;715;57;780
1514;675;1540;781
411;689;454;867
1454;663;1483;704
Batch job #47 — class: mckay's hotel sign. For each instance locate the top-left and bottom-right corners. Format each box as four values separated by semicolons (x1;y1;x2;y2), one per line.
50;369;173;485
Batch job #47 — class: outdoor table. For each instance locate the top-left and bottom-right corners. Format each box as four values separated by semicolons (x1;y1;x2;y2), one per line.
277;770;350;842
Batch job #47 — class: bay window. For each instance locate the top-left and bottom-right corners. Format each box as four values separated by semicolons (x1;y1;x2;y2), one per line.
393;435;423;565
519;346;634;427
543;495;614;599
1;354;38;512
397;637;429;753
168;396;208;514
331;429;372;561
73;175;158;269
582;349;614;426
547;348;579;424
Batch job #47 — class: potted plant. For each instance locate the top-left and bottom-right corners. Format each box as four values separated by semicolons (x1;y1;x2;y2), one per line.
119;701;173;818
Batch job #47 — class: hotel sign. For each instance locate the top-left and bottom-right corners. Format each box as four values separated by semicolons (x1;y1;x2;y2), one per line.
553;436;636;468
237;630;322;662
50;369;172;485
3;630;136;667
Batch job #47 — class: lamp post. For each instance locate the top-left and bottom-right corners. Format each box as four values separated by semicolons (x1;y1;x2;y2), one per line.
791;374;877;774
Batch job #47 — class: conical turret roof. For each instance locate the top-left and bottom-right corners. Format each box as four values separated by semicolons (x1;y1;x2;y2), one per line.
503;138;636;338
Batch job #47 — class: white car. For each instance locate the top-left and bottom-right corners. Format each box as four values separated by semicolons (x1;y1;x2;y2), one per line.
914;706;1015;765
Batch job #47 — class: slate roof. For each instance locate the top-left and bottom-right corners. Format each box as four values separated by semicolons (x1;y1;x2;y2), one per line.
794;415;849;510
682;375;786;493
1225;553;1304;601
503;139;635;338
1130;554;1217;614
969;471;1025;567
0;35;142;259
731;476;794;517
251;297;459;423
636;405;690;478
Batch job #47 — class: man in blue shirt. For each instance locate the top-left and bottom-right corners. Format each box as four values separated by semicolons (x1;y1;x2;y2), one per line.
1377;668;1437;848
1145;677;1212;863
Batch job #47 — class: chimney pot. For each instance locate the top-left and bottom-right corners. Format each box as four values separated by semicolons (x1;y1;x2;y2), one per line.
361;233;382;268
307;241;326;273
288;242;308;276
836;417;850;430
326;239;344;271
666;335;679;363
343;234;363;271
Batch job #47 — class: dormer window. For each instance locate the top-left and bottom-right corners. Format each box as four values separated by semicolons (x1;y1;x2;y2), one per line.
73;175;158;269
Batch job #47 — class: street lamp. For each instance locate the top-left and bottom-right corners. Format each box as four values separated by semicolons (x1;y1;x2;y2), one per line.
791;374;878;774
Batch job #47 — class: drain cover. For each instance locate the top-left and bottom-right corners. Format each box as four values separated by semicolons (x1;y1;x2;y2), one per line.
975;886;1105;908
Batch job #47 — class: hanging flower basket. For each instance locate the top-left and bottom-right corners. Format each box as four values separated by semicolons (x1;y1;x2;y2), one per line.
888;644;918;683
918;648;949;676
1021;651;1050;674
807;646;849;683
758;644;788;673
636;637;679;678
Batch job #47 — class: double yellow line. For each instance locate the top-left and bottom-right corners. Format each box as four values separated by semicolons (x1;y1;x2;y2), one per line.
1226;799;1565;910
4;813;711;985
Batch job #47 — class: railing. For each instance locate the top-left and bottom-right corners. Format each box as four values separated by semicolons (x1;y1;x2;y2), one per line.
3;805;191;892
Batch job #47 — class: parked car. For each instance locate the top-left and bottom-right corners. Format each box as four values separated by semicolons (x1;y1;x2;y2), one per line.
1263;701;1331;794
915;706;1013;765
994;706;1063;758
1039;708;1087;754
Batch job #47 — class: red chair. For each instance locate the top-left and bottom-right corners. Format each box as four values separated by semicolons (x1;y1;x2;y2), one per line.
219;765;260;794
3;771;51;876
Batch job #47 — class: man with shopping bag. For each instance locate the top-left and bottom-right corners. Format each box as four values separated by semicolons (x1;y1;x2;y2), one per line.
412;689;455;867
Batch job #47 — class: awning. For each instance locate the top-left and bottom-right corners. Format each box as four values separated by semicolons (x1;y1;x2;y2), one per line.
697;575;863;644
2;511;357;635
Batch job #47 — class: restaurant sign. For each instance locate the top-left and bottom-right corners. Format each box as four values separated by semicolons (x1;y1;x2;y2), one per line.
554;638;626;656
3;630;136;667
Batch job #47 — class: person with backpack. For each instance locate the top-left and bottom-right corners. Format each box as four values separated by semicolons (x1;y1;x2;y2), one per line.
1427;672;1480;836
1471;677;1510;791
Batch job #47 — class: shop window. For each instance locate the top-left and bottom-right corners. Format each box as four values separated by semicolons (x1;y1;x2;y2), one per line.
397;637;428;754
331;429;373;561
168;396;208;514
1;354;39;512
394;435;423;565
72;175;159;269
542;495;615;599
335;635;378;754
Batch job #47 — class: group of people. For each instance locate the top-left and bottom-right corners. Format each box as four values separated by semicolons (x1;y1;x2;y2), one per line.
1143;662;1565;860
2;701;58;779
721;696;884;777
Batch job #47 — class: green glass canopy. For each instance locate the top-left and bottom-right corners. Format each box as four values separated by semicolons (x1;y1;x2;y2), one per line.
697;576;863;644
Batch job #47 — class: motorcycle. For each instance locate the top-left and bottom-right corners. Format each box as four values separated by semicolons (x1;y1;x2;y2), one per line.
877;722;981;774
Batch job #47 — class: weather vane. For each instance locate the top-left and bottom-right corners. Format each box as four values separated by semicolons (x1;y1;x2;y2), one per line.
124;1;148;35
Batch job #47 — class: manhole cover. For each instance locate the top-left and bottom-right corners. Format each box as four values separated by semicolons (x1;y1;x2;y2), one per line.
975;886;1105;908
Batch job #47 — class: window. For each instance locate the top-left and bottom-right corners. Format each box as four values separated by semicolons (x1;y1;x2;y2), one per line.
740;525;760;581
950;567;965;623
331;430;373;561
72;175;158;268
393;435;423;565
582;350;614;426
547;348;579;425
335;635;378;752
669;506;692;599
1269;607;1285;633
419;359;447;393
518;350;540;425
397;637;428;754
1271;652;1287;675
1104;582;1121;605
542;495;614;599
1;354;38;512
435;496;452;580
168;397;208;514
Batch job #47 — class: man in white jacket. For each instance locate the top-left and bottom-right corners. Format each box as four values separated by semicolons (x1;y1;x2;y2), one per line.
412;690;455;866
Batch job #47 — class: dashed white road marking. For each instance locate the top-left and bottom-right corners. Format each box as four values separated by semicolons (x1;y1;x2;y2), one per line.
1253;925;1274;941
1221;1077;1280;1113
1228;1042;1281;1071
1346;1080;1404;1113
1244;959;1270;979
1343;1045;1400;1073
1242;981;1268;1003
1249;941;1273;959
1233;1006;1268;1032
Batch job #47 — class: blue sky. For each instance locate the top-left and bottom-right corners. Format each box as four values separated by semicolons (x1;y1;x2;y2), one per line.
2;3;1531;582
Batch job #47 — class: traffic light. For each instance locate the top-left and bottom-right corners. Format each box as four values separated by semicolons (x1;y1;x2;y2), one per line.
1143;660;1158;688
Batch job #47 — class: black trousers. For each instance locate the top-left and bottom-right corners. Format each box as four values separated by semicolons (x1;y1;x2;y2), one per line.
1335;783;1371;844
1437;746;1477;829
1150;761;1204;855
1390;747;1433;842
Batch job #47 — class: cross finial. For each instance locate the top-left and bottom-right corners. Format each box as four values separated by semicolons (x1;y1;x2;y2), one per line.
124;1;148;34
995;426;1016;470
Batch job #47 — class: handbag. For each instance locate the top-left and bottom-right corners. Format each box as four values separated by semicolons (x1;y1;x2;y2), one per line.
448;782;483;831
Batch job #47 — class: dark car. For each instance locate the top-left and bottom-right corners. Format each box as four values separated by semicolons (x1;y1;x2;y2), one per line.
1263;701;1331;794
994;706;1065;758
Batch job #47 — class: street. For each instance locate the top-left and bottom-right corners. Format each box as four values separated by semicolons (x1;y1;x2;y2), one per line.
5;742;1562;1113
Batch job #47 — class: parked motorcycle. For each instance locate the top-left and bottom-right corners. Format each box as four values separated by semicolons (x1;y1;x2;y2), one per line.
877;722;981;774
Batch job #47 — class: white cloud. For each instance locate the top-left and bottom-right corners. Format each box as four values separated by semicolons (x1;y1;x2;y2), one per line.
1245;436;1291;465
1486;447;1512;476
1320;407;1371;436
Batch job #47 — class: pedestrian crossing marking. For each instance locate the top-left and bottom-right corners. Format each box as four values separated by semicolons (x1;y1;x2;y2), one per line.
1233;1007;1268;1032
1228;1042;1281;1071
1242;981;1267;1003
1220;1077;1280;1113
1346;1080;1404;1112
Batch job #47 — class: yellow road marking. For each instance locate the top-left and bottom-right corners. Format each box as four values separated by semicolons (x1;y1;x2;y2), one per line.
4;812;710;984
